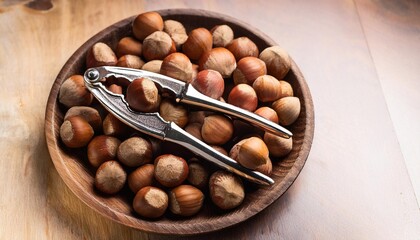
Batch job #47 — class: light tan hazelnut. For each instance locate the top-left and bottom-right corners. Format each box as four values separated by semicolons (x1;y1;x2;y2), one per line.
229;137;269;169
191;69;225;99
133;186;168;218
209;170;244;210
227;84;258;112
182;28;213;60
279;80;294;98
201;115;234;145
211;24;234;47
259;46;291;80
59;75;93;108
126;78;160;113
60;116;94;148
87;135;121;168
233;57;267;85
199;47;236;78
272;96;301;126
116;37;142;57
264;132;293;157
252;75;282;102
154;154;189;188
169;185;204;216
163;20;188;49
159;99;189;128
141;60;162;73
117;136;153;167
160;52;193;82
128;164;155;193
254;106;279;124
132;11;164;41
117;54;145;69
86;42;118;68
227;37;259;60
95;160;126;194
142;31;176;61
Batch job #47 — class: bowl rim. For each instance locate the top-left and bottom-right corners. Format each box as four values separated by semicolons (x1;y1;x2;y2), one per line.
44;8;314;235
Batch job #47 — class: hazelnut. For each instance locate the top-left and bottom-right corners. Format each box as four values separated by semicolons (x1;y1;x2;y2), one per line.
182;28;213;60
259;46;291;80
229;137;269;170
142;31;176;61
199;47;236;78
191;69;225;99
188;111;207;125
209;170;244;210
132;11;164;41
87;135;121;168
211;24;234;47
60;116;94;148
191;64;199;81
117;136;153;167
211;145;228;156
116;55;145;69
169;185;204;216
95;160;127;195
184;123;203;141
149;137;163;157
160;52;193;82
141;60;162;73
252;75;282;102
154;154;189;188
59;75;93;108
233;57;267;85
187;161;209;189
128;164;155;193
264;132;293;157
227;84;258;112
255;158;273;176
272;96;301;126
163;20;188;49
227;37;259;60
159;99;189;128
201;115;234;145
133;186;168;218
86;42;118;68
116;37;142;57
254;106;279;124
107;84;123;95
102;113;131;137
126;78;160;113
279;80;294;98
64;106;102;132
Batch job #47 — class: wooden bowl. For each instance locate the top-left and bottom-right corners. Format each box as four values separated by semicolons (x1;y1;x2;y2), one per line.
44;9;314;235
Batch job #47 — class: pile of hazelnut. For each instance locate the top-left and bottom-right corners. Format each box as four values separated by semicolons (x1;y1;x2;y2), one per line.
57;11;300;219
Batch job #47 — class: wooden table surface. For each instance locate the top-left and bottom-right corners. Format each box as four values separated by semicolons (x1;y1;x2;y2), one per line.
1;0;419;239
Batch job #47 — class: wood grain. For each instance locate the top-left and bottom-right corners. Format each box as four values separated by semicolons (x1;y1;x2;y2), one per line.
1;0;420;239
354;0;420;206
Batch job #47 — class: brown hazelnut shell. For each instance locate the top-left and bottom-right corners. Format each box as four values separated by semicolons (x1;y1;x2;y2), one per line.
133;186;168;218
132;11;164;41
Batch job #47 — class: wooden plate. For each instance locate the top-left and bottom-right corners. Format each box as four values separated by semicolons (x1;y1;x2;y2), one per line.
44;9;314;235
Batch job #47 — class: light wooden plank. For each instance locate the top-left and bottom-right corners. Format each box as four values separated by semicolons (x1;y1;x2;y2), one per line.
354;0;420;206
